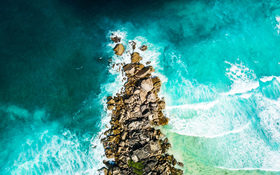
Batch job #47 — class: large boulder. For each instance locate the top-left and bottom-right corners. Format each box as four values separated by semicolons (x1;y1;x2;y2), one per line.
127;120;150;130
131;52;142;63
123;64;135;75
133;148;150;160
135;66;154;78
113;44;125;56
139;90;148;103
147;92;157;102
141;78;153;92
124;95;135;104
150;141;161;152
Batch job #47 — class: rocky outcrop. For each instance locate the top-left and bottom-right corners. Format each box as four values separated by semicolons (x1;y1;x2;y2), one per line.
113;44;125;56
101;39;183;175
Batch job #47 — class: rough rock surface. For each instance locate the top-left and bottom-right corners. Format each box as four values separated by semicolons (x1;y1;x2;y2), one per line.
113;44;125;56
140;45;148;51
111;36;121;43
131;52;142;63
101;39;183;175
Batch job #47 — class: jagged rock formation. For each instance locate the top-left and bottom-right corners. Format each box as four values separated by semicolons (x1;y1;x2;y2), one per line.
101;37;183;175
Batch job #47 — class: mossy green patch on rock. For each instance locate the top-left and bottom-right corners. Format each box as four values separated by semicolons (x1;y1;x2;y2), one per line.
128;160;144;175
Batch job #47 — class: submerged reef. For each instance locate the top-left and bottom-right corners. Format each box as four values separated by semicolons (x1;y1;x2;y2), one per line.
101;35;183;175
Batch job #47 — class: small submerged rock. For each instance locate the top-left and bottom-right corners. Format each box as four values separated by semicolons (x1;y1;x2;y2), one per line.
111;36;121;43
140;45;148;51
101;38;183;175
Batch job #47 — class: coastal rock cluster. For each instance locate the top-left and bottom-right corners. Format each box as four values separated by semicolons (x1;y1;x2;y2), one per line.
101;36;183;175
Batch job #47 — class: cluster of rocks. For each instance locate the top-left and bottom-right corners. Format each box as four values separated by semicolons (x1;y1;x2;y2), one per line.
101;36;183;175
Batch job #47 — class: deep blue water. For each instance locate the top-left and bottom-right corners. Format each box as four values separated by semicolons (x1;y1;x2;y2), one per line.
1;0;280;174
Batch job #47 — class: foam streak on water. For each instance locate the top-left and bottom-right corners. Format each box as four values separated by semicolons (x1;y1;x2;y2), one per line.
164;60;280;172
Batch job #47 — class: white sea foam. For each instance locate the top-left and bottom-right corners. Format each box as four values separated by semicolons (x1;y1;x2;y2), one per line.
217;166;280;172
177;122;250;139
13;129;102;175
164;59;280;170
165;61;279;141
200;124;280;170
256;95;280;144
276;16;280;34
0;105;101;175
222;61;259;96
167;100;218;110
239;93;252;99
167;95;251;138
260;75;280;83
222;81;259;96
213;134;280;171
166;61;257;137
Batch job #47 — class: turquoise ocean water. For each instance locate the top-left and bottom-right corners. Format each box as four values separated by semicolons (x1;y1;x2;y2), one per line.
1;0;280;174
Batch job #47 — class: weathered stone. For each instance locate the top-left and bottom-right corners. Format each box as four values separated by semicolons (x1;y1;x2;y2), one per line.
141;78;153;92
128;121;142;130
177;162;184;167
140;45;148;51
125;86;134;96
137;64;145;70
152;76;162;92
131;154;139;162
113;44;125;56
121;131;128;140
131;52;142;63
133;148;150;160
139;90;147;103
135;66;154;78
123;63;135;75
147;158;157;167
150;103;157;107
134;88;140;94
105;149;114;159
107;105;114;110
148;114;154;121
158;117;168;125
107;98;115;105
124;95;135;104
147;92;157;102
158;100;165;109
140;104;148;113
111;36;121;43
150;141;161;152
103;167;108;175
133;105;140;113
130;41;136;50
112;128;122;135
112;167;121;175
